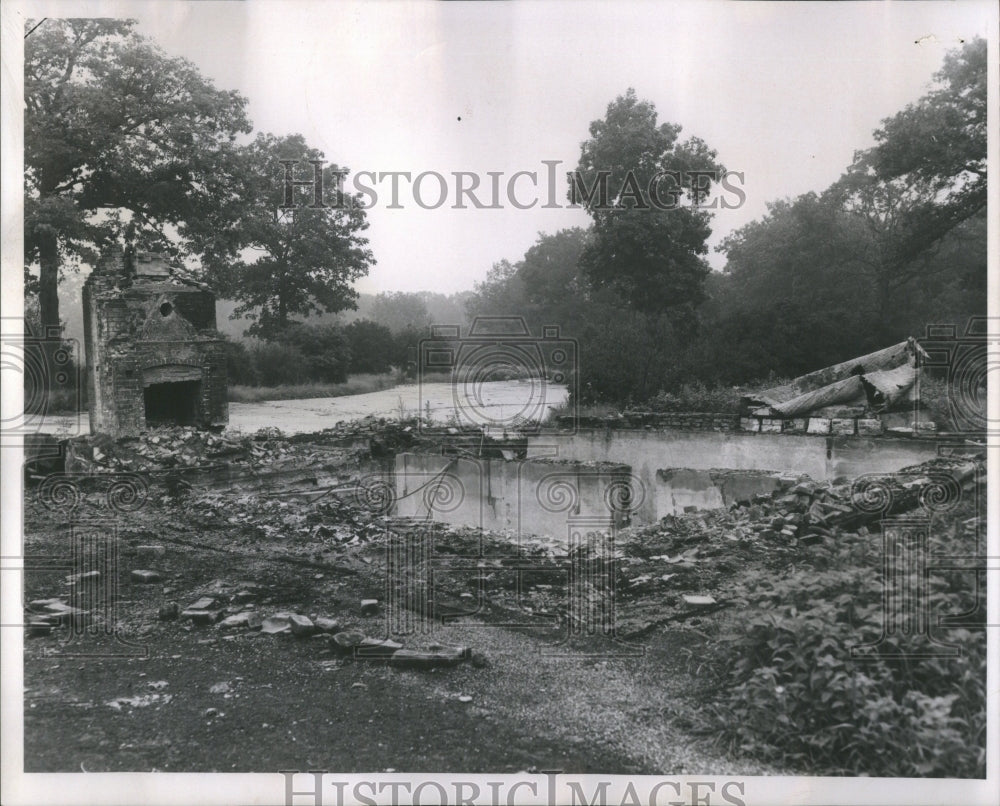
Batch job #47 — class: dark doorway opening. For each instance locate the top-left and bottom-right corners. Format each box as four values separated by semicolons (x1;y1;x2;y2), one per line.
143;380;201;427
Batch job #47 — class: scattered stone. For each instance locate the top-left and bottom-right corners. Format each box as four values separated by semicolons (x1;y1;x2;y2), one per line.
261;614;292;635
390;647;464;669
682;595;717;608
204;707;220;718
234;590;256;603
147;681;169;690
209;681;231;694
130;570;162;584
67;570;101;585
360;599;379;616
357;638;403;658
26;620;52;637
181;608;223;625
314;617;340;633
289;614;315;636
219;611;262;630
457;695;473;703
188;597;217;611
28;598;64;613
42;603;90;626
158;602;180;621
331;631;366;653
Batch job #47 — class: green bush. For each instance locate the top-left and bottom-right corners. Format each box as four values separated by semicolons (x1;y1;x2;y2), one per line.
221;337;257;386
344;319;395;375
646;381;745;412
278;323;351;384
250;342;309;386
710;523;986;777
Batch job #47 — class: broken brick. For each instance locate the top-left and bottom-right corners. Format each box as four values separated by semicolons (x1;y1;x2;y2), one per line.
360;599;379;616
131;570;162;584
682;595;717;608
314;617;340;633
261;614;293;635
331;631;366;653
219;611;263;630
289;614;315;636
181;608;223;625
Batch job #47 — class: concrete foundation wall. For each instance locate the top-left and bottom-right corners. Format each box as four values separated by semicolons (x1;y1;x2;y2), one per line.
528;429;938;481
652;468;783;517
393;454;632;539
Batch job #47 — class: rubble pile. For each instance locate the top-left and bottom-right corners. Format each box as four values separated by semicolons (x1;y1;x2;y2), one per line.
721;454;982;544
161;589;476;669
184;487;390;546
67;427;298;473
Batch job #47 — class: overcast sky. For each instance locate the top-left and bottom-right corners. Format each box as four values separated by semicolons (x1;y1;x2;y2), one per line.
22;0;1000;294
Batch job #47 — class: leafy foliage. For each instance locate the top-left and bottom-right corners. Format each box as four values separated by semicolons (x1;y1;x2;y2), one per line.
707;514;986;777
201;133;374;339
343;320;396;375
24;18;251;331
465;44;986;405
572;89;723;316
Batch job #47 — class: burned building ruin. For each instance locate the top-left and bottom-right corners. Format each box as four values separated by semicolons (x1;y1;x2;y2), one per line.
83;247;228;437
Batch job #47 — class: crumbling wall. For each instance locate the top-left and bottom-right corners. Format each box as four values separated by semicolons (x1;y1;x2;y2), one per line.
83;248;228;437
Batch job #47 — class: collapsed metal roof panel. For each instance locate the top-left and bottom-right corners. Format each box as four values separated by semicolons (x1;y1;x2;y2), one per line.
745;338;927;418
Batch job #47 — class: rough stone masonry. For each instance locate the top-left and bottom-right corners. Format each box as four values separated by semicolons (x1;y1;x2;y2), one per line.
82;247;228;437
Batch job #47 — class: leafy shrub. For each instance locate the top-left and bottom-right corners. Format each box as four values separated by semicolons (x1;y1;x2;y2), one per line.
918;370;986;432
249;342;309;386
221;337;257;386
646;381;744;412
277;323;350;383
344;319;395;375
709;517;986;777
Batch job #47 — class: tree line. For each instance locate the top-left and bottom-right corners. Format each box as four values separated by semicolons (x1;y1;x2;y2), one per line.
24;21;985;406
24;19;373;344
466;40;986;405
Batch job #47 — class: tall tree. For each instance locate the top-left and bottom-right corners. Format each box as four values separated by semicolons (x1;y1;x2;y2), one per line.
24;18;251;332
571;89;725;318
825;38;987;337
201;133;374;340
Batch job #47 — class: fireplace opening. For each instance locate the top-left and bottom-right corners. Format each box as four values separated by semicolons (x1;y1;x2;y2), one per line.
143;380;201;427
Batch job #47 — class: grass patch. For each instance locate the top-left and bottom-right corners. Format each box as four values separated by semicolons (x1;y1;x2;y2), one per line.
228;373;399;403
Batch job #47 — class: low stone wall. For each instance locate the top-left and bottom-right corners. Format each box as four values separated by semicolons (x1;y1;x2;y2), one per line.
557;411;892;436
529;429;940;483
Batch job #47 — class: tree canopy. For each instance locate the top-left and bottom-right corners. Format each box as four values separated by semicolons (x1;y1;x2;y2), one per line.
24;18;251;331
199;133;374;340
571;88;725;315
